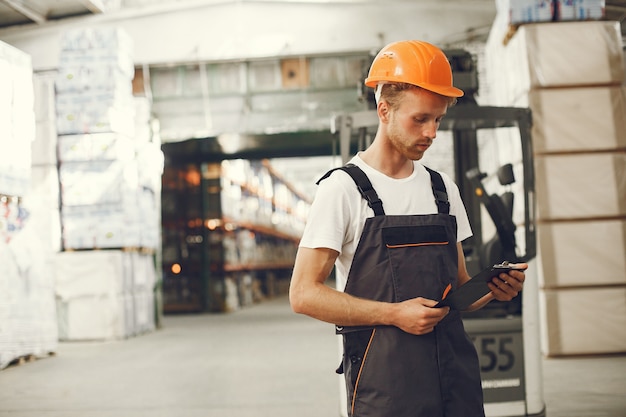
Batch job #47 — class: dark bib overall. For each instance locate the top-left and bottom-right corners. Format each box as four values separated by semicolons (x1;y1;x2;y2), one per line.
320;164;484;417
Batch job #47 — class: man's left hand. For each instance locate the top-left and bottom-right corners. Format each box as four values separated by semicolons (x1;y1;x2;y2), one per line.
488;263;527;302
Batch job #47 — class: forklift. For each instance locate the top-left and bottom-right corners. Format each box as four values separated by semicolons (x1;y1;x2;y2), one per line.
331;48;545;417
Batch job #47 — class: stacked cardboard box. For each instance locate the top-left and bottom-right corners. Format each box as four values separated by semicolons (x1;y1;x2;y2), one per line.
485;20;626;356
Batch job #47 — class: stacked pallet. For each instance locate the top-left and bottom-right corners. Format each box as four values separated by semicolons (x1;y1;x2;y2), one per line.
53;27;162;341
485;19;626;356
0;41;58;370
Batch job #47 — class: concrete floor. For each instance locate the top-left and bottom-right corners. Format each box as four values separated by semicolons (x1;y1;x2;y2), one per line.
0;296;625;417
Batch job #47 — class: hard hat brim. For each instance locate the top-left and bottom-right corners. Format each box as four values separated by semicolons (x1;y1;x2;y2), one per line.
365;77;464;98
418;82;465;98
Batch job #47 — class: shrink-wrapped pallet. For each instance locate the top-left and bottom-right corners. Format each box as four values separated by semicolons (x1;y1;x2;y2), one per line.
530;86;626;153
0;228;58;369
534;152;626;220
540;286;626;356
537;219;626;288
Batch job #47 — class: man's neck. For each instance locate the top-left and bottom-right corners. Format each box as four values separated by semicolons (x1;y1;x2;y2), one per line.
360;142;414;179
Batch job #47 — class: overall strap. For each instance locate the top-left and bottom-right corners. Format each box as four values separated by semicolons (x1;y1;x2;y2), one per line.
424;166;450;215
317;163;385;216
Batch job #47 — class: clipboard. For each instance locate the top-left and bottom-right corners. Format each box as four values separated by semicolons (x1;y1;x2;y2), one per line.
435;262;526;310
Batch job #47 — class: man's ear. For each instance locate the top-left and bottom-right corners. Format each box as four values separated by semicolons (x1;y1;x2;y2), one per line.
377;100;390;123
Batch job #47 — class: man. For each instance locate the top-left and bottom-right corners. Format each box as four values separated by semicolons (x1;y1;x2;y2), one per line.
289;40;526;417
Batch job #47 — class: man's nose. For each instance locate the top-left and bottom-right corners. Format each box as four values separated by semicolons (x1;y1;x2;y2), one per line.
424;120;438;139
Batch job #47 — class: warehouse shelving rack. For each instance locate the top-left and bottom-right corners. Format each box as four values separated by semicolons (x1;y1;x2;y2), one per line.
160;153;310;314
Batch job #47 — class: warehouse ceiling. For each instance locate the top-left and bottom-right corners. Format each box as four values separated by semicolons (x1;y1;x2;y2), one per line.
1;0;625;199
1;0;626;34
0;0;114;27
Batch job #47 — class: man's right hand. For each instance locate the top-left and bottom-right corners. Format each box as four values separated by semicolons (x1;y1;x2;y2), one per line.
389;297;449;335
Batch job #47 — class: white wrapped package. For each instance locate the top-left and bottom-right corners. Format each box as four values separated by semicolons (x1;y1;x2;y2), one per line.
61;202;142;250
54;250;132;300
59;159;138;207
58;48;134;80
509;21;624;88
540;286;626;356
54;249;155;340
55;64;133;95
55;90;135;137
57;133;135;163
485;20;624;106
530;86;626;153
56;294;130;341
537;219;626;288
534;152;626;220
131;252;157;293
55;250;132;341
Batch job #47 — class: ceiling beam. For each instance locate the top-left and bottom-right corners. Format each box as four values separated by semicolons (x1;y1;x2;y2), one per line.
80;0;106;14
606;4;626;13
0;0;46;23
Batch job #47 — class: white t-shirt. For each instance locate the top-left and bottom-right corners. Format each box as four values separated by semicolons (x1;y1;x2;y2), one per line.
299;154;473;290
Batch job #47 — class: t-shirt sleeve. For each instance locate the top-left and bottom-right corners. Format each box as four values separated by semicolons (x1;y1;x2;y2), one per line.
442;172;473;243
298;171;356;253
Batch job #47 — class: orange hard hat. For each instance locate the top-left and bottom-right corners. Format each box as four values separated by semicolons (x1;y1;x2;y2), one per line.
364;40;464;98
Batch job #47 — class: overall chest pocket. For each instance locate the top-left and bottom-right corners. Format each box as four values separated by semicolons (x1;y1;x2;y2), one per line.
382;225;454;302
382;225;449;248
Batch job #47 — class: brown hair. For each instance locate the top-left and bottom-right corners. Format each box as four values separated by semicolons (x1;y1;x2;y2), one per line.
380;83;457;110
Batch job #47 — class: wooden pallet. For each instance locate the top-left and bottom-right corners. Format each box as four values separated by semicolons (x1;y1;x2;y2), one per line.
503;24;519;46
4;352;56;370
